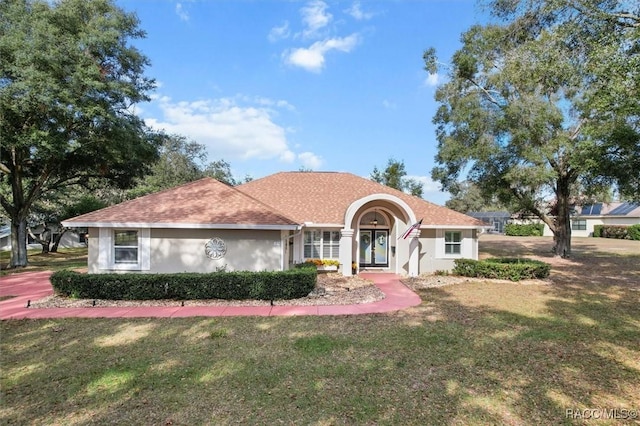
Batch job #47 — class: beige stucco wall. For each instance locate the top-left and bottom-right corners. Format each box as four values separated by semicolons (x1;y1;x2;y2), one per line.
417;228;477;273
149;229;284;273
88;227;285;273
87;227;100;273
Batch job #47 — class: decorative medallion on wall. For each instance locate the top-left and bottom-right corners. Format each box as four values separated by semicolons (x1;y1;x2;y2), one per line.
205;237;227;259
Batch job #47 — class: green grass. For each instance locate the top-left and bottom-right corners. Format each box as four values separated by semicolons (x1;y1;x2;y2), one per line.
0;247;88;276
1;238;639;425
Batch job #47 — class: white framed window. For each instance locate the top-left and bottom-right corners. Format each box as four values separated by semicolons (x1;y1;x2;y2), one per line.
572;219;587;230
304;230;321;258
304;230;340;259
322;231;340;258
444;231;462;255
114;230;139;264
98;228;150;271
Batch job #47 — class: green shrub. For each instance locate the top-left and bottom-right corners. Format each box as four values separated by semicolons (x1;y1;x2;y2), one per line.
597;225;631;239
453;257;551;281
294;262;318;270
592;224;639;240
505;223;544;236
51;269;317;301
593;224;603;237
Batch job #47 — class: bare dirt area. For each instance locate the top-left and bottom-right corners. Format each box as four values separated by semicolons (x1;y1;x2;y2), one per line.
405;234;640;292
31;271;384;309
479;234;640;289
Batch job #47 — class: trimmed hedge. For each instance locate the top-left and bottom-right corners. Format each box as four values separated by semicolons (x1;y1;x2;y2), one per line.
51;269;317;301
593;224;603;237
453;257;551;281
505;223;545;236
593;224;640;240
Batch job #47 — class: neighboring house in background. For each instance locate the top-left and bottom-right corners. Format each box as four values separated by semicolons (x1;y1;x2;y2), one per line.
0;225;9;251
62;172;487;276
0;223;86;251
466;211;511;234
563;202;640;237
522;202;640;237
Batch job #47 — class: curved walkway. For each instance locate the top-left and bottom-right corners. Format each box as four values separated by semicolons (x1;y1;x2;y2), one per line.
0;271;421;320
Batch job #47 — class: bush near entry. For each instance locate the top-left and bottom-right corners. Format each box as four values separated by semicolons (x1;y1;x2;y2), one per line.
453;257;551;281
505;223;545;236
51;269;317;301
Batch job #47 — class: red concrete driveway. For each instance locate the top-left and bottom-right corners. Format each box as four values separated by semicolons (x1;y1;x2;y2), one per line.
0;271;421;320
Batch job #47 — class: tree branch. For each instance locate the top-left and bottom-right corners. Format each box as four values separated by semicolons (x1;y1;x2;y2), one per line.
570;118;587;141
469;78;502;107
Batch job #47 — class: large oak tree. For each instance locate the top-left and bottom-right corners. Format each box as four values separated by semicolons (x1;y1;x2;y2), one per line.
0;0;159;267
425;0;639;257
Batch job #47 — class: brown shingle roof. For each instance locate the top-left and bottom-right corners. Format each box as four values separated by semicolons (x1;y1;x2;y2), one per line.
63;178;299;227
238;171;484;227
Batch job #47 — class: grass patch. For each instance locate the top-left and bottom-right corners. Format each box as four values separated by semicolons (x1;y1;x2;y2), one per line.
1;236;639;424
293;334;349;355
0;248;88;276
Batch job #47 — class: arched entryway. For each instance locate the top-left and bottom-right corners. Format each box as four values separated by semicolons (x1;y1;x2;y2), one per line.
339;194;419;276
358;210;390;268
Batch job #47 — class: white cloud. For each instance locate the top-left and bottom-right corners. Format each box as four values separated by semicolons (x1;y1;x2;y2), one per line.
175;3;189;21
424;73;440;87
268;21;290;42
407;175;443;195
145;96;295;161
301;0;332;38
285;34;359;72
298;152;324;170
345;1;373;21
280;150;296;163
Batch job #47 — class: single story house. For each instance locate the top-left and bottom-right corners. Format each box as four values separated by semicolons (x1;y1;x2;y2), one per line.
0;224;86;251
535;202;640;237
466;211;511;234
62;172;487;276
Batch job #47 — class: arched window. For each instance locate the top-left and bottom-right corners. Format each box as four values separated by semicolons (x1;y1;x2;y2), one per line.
360;210;387;227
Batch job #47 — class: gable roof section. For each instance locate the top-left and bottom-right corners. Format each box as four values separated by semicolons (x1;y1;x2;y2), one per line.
63;178;299;229
237;171;484;227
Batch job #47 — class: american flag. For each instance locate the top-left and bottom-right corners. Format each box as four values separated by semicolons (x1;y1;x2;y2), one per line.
400;219;423;239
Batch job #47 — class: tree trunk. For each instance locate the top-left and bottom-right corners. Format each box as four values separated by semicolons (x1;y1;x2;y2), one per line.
28;226;50;253
40;228;51;253
51;228;68;253
553;178;572;258
9;218;28;268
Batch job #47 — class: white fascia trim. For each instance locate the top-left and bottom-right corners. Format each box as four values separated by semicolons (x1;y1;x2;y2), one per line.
62;222;301;231
420;225;491;230
300;223;344;228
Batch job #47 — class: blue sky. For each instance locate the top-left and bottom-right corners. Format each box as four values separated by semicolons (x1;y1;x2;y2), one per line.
117;0;486;205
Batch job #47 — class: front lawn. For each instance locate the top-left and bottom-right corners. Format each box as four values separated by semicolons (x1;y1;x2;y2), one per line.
0;247;88;276
1;236;638;425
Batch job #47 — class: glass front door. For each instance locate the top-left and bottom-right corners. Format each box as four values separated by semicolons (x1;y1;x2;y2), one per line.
359;230;388;267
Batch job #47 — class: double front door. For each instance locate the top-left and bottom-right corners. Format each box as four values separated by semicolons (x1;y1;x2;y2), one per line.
359;229;389;267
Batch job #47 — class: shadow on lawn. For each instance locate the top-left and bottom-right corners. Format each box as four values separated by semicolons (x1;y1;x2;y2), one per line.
3;281;639;425
1;237;639;424
406;281;640;425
